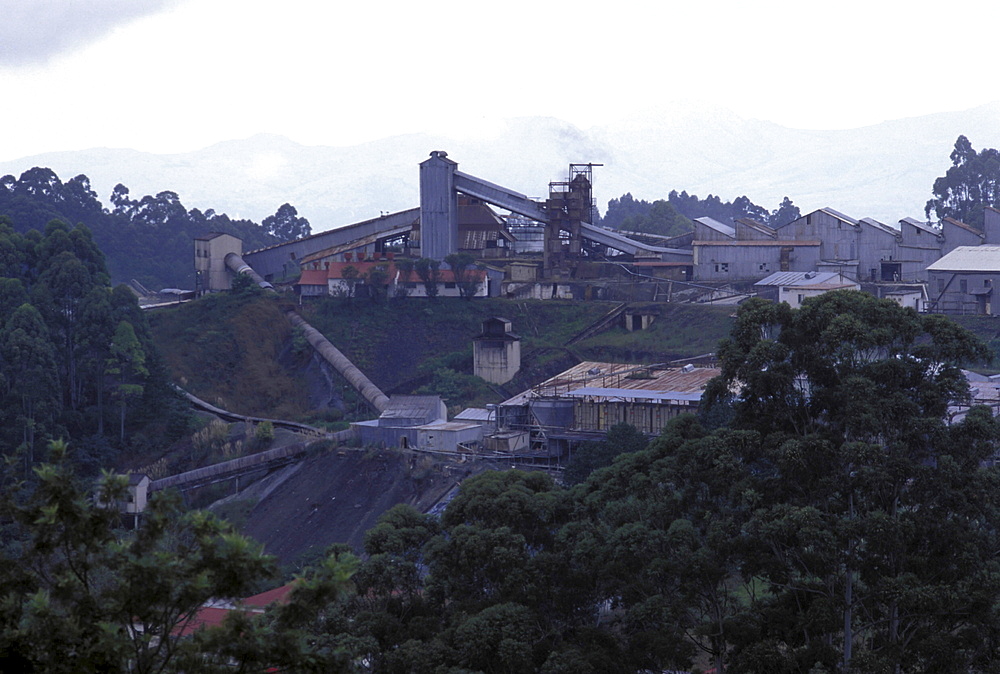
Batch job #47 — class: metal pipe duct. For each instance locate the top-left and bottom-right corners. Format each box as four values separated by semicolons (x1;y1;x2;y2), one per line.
224;252;274;290
285;311;390;414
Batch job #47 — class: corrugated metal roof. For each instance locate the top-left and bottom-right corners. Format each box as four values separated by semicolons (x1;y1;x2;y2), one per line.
565;387;703;403
860;217;900;236
695;217;736;238
454;408;492;421
300;226;412;264
380;396;443;420
820;208;859;225
755;271;853;287
417;421;483;431
734;218;777;237
694;240;820;247
246;208;420;256
502;361;718;406
926;246;1000;272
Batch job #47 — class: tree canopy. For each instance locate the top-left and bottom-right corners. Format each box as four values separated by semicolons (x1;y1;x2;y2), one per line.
925;135;1000;227
0;168;307;288
0;218;184;475
603;191;800;233
0;440;358;673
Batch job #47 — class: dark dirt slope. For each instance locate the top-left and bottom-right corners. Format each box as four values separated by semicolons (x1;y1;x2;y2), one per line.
239;446;481;564
149;293;315;419
300;298;615;394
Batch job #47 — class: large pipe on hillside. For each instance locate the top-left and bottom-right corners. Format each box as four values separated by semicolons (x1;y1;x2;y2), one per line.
225;252;274;290
285;311;390;414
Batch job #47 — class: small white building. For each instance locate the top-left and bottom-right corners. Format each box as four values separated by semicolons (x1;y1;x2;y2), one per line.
755;271;860;308
415;421;484;453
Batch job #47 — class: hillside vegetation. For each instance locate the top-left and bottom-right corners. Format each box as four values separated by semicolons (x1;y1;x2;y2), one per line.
148;292;313;420
149;295;737;421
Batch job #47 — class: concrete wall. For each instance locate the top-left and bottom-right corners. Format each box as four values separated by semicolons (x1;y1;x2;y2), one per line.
474;339;521;385
195;233;242;291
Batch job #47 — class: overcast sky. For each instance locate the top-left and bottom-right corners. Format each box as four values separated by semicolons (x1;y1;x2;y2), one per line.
1;0;997;162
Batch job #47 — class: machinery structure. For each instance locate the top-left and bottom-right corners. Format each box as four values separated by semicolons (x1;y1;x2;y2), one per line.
228;152;691;287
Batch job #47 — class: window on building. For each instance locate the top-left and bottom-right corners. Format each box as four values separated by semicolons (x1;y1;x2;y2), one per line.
961;279;968;293
937;278;945;294
758;263;769;272
714;263;729;273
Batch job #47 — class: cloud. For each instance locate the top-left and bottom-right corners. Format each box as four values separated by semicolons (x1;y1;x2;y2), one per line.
0;0;180;66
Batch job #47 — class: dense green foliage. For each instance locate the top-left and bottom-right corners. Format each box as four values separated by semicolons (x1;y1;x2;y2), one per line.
562;422;649;485
603;191;800;235
295;292;1000;673
0;168;298;288
0;217;185;475
925;135;1000;227
5;290;1000;673
0;440;358;673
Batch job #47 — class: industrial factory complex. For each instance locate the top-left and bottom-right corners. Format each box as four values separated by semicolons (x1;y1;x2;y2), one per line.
194;150;1000;316
186;151;1000;461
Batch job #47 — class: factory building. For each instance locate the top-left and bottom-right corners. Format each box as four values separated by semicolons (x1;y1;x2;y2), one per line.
490;361;718;458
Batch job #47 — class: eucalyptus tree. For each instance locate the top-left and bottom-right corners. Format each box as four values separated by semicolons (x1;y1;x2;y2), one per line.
703;291;1000;673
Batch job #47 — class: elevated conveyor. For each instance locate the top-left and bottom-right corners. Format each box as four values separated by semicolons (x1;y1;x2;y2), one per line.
580;223;692;260
449;160;688;260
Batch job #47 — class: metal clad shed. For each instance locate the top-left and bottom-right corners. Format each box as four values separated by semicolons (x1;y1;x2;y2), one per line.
378;396;447;428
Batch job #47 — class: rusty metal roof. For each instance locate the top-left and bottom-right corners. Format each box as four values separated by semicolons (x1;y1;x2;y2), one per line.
502;361;718;406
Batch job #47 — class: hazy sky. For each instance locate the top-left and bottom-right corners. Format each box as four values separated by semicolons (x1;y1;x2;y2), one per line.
1;0;997;161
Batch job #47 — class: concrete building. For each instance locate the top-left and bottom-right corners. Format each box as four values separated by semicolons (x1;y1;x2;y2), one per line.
473;317;521;385
194;232;242;292
415;421;484;453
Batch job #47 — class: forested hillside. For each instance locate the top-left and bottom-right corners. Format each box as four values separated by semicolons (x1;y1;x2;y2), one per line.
0;217;189;476
0;167;310;289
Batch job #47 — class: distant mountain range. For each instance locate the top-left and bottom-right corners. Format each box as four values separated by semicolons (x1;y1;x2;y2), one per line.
2;103;999;232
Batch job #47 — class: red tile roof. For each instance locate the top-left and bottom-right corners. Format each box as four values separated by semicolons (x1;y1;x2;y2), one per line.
298;269;329;286
296;261;486;284
172;582;297;637
173;607;232;637
242;582;296;608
